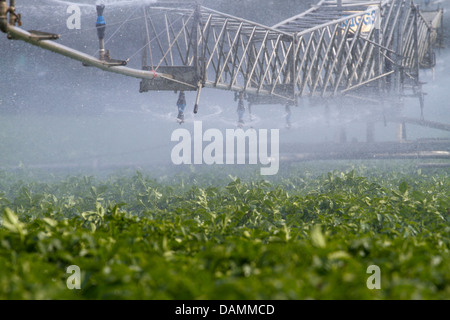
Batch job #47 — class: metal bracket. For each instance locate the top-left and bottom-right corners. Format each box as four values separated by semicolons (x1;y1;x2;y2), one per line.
1;0;21;33
27;30;60;41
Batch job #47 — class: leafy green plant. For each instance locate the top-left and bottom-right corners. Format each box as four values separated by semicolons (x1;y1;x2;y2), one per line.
0;164;449;299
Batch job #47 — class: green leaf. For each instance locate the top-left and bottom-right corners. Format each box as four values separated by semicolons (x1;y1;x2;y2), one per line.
399;181;409;194
2;208;28;241
311;225;326;248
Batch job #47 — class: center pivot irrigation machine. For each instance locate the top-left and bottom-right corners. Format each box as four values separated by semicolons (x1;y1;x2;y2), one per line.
1;0;449;163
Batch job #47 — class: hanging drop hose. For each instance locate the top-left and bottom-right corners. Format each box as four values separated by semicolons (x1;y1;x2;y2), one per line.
193;83;202;114
93;4;127;66
96;4;106;61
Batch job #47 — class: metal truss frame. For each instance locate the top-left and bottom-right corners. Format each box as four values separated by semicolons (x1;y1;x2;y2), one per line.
139;0;444;106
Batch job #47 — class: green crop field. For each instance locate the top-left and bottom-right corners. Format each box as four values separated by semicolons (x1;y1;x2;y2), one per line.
0;163;448;300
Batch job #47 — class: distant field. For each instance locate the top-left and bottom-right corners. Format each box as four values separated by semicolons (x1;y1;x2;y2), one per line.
0;164;448;299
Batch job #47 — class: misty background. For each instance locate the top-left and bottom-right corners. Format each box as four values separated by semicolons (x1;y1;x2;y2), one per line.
0;0;449;173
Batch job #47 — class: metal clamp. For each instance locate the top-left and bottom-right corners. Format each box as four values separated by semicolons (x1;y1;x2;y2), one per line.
0;0;21;33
